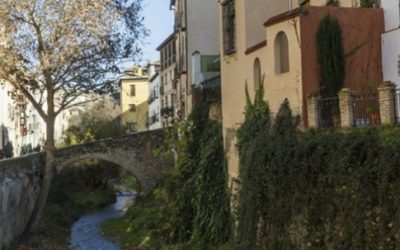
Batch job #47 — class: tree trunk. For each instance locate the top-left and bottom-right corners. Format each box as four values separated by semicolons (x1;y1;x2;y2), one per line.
22;96;56;239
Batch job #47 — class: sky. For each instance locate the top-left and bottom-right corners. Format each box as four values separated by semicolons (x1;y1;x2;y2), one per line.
139;0;174;63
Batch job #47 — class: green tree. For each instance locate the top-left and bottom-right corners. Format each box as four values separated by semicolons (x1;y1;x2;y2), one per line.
317;14;345;98
64;97;126;145
235;83;271;250
360;0;377;7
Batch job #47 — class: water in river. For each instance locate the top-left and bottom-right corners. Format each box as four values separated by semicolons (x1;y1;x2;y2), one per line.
69;192;136;250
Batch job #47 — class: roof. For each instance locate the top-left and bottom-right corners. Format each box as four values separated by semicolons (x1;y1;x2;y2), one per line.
264;7;303;27
245;40;267;55
156;33;175;51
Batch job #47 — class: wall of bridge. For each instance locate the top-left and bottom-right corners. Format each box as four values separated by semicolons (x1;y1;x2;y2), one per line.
0;153;44;248
0;129;170;247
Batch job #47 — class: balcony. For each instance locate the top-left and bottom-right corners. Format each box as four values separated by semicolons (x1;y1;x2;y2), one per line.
161;107;174;118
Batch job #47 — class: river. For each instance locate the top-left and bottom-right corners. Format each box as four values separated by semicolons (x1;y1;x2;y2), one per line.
69;192;136;250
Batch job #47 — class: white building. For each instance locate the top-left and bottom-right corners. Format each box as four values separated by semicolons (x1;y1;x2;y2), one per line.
170;0;220;117
382;0;400;87
147;62;162;130
0;82;105;157
0;82;45;157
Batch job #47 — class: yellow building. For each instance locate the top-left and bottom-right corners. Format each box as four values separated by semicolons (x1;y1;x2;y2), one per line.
120;65;149;133
219;0;380;181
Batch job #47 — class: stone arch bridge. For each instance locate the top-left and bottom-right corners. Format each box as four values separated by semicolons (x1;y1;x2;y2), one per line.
0;129;171;247
54;129;170;192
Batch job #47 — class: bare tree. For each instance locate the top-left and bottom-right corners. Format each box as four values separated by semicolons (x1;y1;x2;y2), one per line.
0;0;146;237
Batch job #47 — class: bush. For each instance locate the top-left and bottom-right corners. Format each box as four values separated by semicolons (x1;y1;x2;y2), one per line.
236;83;400;248
103;101;232;249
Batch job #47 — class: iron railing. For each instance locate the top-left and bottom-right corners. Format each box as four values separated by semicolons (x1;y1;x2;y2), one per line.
352;93;381;127
317;97;341;128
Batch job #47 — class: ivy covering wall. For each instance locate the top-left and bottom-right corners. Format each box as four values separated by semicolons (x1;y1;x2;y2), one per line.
235;85;400;249
103;101;232;249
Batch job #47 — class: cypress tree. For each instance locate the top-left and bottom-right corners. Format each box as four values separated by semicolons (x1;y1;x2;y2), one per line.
317;14;345;98
360;0;376;7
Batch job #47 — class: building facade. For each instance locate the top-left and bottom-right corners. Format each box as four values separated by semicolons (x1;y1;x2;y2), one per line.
0;82;45;158
157;33;177;127
219;0;383;180
120;65;149;133
147;61;162;130
170;0;220;118
381;0;400;87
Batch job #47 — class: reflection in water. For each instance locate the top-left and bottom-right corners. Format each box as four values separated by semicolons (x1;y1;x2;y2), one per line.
69;192;136;250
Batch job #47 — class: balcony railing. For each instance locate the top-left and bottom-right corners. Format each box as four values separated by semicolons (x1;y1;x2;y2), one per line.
161;107;174;118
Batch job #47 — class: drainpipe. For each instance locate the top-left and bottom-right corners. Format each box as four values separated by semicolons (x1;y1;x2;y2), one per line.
289;0;292;10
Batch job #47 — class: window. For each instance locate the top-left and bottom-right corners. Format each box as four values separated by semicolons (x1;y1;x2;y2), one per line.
127;122;137;133
129;104;136;112
398;55;400;77
222;0;236;54
130;85;136;96
274;31;290;74
253;58;261;91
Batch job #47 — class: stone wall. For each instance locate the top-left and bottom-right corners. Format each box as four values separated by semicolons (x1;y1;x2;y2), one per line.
0;153;44;248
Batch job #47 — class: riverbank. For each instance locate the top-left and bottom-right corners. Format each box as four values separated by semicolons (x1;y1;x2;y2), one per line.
16;164;119;250
69;192;136;250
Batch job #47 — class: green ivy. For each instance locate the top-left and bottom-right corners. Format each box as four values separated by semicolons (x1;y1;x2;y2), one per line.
169;101;232;246
104;100;232;249
236;83;400;248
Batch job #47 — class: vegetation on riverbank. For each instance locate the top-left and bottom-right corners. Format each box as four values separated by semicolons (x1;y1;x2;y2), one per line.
16;161;119;250
103;101;232;249
14;101;130;250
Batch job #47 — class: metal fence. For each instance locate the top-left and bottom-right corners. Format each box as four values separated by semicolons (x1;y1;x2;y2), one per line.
352;93;381;127
318;97;341;128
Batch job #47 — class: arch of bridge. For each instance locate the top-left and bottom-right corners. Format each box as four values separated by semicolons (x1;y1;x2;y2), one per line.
53;129;168;193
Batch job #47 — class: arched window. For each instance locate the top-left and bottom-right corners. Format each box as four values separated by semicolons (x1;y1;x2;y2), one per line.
253;58;261;91
274;31;289;74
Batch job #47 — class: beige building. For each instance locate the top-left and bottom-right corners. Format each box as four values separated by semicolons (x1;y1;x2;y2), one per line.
120;65;149;133
170;0;220;118
220;0;382;180
157;33;177;127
